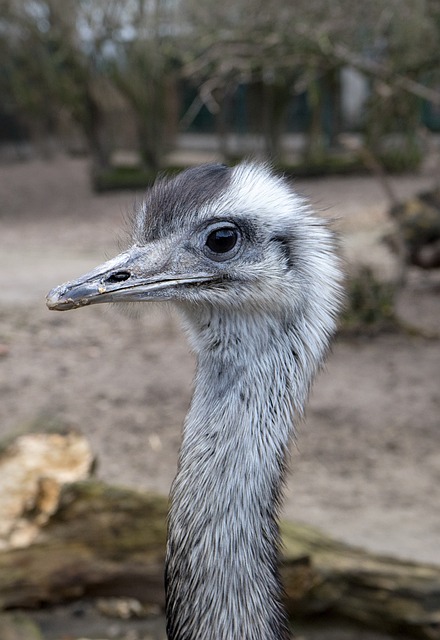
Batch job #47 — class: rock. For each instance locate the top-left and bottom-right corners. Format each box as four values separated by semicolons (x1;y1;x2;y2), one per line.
96;597;161;619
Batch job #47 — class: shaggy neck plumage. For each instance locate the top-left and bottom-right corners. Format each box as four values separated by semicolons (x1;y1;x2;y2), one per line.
165;307;316;640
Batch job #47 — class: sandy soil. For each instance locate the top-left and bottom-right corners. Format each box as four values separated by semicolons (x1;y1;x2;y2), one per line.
0;156;439;575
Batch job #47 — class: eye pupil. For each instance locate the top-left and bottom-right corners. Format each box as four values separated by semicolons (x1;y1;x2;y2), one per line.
206;228;238;254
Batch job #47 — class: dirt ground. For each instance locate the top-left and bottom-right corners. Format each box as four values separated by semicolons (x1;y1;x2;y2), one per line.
0;155;439;577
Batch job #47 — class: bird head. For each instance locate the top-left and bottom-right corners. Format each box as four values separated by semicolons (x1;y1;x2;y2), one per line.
47;163;341;331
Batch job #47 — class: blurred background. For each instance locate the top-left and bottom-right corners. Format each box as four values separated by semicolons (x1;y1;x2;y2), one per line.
0;1;440;639
1;0;440;178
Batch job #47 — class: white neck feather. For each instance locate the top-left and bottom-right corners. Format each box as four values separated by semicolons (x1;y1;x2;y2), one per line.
165;307;316;640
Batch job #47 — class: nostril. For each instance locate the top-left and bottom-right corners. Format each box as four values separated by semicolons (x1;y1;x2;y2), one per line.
106;270;131;284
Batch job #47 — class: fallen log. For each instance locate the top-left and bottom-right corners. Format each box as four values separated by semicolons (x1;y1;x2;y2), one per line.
281;521;440;639
0;482;167;609
0;480;439;639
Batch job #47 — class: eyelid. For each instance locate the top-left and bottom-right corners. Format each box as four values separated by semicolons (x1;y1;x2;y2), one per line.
200;218;239;233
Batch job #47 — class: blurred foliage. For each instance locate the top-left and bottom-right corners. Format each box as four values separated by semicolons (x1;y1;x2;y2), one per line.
342;267;398;334
365;87;425;172
92;165;157;191
378;145;424;174
388;188;440;269
1;0;440;176
275;155;366;177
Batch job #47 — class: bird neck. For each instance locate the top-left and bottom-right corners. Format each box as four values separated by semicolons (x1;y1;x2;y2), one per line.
165;309;310;640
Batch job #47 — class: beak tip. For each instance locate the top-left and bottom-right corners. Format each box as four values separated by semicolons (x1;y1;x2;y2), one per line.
46;285;62;310
46;284;81;311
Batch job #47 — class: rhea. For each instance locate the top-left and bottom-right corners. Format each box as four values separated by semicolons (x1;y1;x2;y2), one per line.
47;163;343;640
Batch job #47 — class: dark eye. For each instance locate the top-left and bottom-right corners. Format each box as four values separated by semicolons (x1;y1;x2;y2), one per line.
206;228;238;254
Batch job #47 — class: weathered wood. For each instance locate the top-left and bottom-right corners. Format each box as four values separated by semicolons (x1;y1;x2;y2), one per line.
0;430;94;551
0;482;167;608
281;521;440;638
0;480;439;638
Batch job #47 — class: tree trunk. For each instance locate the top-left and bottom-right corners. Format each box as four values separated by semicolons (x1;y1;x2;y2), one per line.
325;68;342;148
305;69;326;164
83;86;112;177
215;88;232;162
262;81;290;162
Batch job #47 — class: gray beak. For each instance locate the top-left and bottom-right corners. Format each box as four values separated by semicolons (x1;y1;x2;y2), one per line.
46;246;213;311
